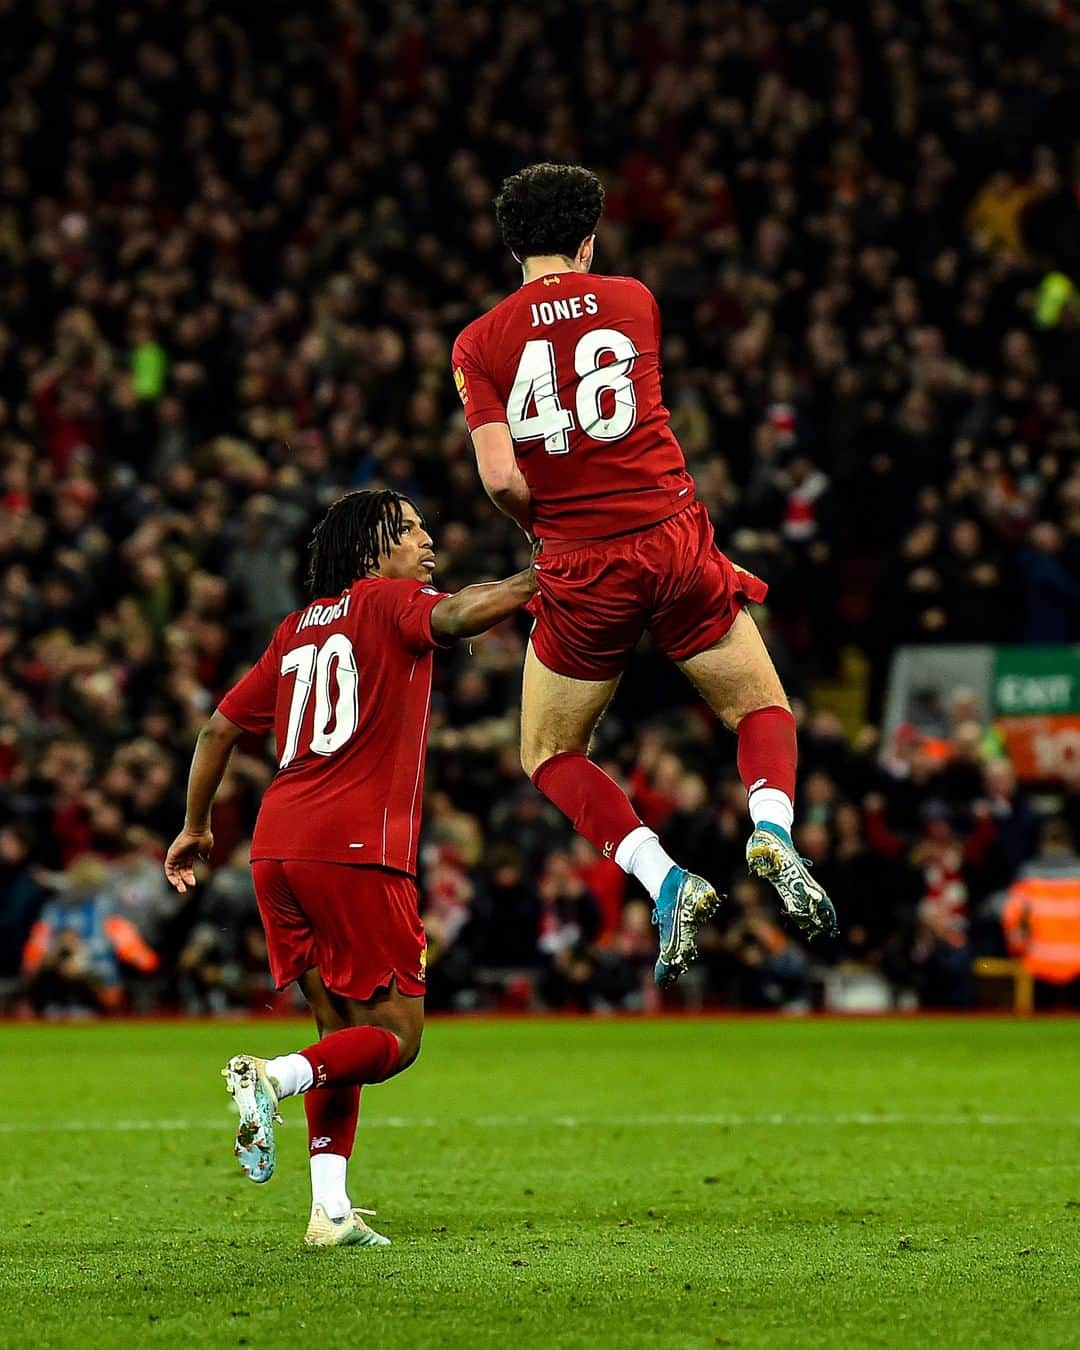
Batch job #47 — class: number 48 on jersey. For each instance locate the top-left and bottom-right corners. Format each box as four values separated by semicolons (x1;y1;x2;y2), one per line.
506;328;640;454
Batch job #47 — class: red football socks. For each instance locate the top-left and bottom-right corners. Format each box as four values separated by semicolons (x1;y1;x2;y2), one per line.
305;1084;360;1159
532;750;643;859
300;1026;401;1090
736;706;797;826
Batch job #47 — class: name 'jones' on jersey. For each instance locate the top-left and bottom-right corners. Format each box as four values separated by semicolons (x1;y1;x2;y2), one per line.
451;271;695;542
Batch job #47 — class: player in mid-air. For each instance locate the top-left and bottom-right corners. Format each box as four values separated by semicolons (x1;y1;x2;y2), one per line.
165;489;534;1248
451;163;837;987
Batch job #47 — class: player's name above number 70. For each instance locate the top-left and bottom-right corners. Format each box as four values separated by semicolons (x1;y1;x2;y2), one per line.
529;293;599;328
295;592;351;633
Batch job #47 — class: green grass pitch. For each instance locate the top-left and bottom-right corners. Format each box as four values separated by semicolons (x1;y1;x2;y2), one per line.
0;1017;1077;1348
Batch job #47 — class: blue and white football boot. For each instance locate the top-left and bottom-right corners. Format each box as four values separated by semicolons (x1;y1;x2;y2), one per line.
652;867;724;988
746;822;838;938
222;1054;282;1183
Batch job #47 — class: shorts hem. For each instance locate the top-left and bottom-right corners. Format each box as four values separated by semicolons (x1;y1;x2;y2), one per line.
662;610;740;663
661;577;769;663
270;964;426;1001
529;634;627;681
320;968;427;1002
267;961;423;1004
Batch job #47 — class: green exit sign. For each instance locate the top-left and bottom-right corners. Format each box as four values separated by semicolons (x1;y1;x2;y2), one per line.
993;648;1080;716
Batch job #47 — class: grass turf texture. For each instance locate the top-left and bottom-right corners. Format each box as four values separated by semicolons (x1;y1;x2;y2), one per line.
0;1019;1077;1349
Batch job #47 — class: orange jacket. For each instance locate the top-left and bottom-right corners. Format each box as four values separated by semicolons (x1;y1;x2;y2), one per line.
21;914;159;977
104;915;160;973
1002;856;1080;984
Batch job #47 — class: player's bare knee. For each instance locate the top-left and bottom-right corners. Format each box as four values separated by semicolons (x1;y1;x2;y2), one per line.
396;1028;423;1072
379;1024;421;1074
521;740;566;780
522;735;592;781
368;990;424;1073
520;739;543;780
730;688;791;729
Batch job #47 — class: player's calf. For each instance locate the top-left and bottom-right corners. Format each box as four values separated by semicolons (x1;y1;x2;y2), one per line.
727;699;838;937
530;751;724;985
306;1084;360;1220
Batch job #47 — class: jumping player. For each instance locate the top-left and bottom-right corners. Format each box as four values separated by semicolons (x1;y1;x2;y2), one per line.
451;163;837;987
164;489;534;1247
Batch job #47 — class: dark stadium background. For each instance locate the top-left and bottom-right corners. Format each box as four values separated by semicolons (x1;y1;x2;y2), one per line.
1;0;1078;1018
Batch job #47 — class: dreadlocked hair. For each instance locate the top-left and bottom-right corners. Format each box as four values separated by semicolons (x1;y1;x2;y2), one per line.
306;489;414;598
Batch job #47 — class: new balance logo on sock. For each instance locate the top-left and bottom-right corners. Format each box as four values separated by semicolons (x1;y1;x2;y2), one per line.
310;1136;332;1151
748;778;768;794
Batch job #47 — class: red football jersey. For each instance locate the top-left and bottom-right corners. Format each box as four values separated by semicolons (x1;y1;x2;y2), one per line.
452;271;695;541
217;576;450;875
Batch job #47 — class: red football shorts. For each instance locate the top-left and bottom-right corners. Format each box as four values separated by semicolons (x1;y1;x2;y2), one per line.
530;502;768;681
251;860;427;1001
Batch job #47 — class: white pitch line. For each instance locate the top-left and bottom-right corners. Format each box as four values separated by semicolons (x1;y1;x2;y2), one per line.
0;1111;1077;1134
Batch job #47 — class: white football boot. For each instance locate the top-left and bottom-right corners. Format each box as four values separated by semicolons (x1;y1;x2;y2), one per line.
304;1205;391;1248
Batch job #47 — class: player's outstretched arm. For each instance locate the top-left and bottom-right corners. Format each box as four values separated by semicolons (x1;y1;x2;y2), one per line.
430;567;536;641
471;423;533;535
164;710;246;892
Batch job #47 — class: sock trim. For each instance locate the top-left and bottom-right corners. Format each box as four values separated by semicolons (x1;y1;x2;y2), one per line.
530;748;586;788
616;830;678;902
613;825;656;873
532;750;638;808
299;1025;401;1090
265;1051;314;1098
748;785;795;832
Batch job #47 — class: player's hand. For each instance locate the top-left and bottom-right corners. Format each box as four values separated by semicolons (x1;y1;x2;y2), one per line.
164;827;214;893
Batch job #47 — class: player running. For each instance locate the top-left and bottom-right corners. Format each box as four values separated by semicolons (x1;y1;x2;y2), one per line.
451;163;837;988
165;489;534;1248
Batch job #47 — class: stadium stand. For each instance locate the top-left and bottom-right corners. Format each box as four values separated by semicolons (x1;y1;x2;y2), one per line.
1;0;1078;1015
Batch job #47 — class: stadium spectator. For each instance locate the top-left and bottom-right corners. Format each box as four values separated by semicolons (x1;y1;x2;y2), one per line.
1002;819;1080;1009
0;822;44;988
463;846;541;970
21;857;160;1015
714;878;811;1010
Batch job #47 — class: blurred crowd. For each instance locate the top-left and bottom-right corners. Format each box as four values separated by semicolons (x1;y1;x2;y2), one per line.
1;0;1079;1016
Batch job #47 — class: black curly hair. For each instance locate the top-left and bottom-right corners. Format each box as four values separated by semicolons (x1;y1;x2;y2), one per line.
306;489;417;597
494;163;604;262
